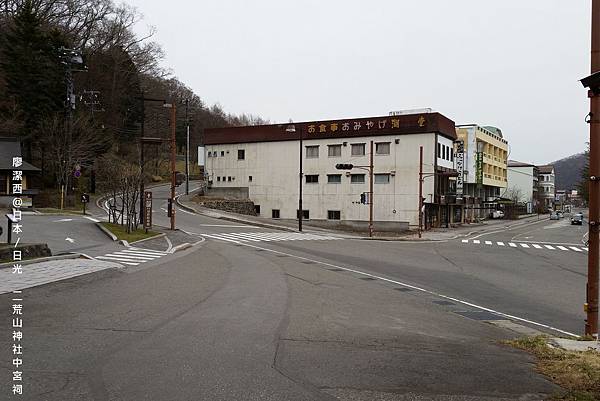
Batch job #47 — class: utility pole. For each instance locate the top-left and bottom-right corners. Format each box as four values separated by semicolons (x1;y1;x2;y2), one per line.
168;103;177;230
139;92;145;225
185;99;190;195
585;0;600;338
369;140;374;237
299;125;303;232
418;146;423;238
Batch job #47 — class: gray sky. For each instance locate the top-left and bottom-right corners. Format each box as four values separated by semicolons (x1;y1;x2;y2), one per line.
126;0;591;165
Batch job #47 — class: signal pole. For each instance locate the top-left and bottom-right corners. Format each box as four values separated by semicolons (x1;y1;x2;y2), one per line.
585;0;600;338
185;99;190;195
369;140;374;237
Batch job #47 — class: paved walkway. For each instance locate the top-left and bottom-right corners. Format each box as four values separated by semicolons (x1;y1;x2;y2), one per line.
0;259;120;294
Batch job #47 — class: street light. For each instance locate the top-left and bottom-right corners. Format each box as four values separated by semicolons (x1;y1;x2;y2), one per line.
286;123;303;232
164;102;177;230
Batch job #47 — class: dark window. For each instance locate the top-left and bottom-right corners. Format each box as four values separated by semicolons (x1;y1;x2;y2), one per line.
305;175;319;183
328;144;342;157
351;143;365;156
254;205;260;215
375;142;390;155
238;149;245;160
297;210;310;220
327;174;342;184
306;146;319;158
437;143;441;158
374;174;390;184
350;174;365;184
227;176;232;182
328;210;341;220
217;176;221;182
207;152;212;158
249;176;253;182
272;209;280;218
221;151;225;157
450;150;454;162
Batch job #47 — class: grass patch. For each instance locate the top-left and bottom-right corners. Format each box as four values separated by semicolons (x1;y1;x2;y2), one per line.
504;335;600;400
100;222;160;243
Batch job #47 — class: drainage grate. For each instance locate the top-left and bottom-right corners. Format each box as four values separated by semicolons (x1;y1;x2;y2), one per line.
394;288;413;292
454;311;504;321
433;300;455;306
359;277;376;281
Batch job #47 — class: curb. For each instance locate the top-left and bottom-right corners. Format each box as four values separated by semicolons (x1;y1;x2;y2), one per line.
129;232;166;245
170;243;192;253
0;253;88;269
95;222;118;241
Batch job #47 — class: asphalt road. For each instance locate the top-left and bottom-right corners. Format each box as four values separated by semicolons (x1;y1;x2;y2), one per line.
0;184;587;399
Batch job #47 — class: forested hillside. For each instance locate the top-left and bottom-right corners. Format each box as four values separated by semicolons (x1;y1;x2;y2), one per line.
552;152;586;191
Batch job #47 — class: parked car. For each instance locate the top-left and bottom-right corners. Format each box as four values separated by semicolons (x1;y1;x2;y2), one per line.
550;212;560;220
571;214;584;225
491;210;504;219
556;211;564;218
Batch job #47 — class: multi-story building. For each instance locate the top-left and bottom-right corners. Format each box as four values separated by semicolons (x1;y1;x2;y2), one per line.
455;125;508;221
537;164;556;209
203;112;461;231
506;160;539;213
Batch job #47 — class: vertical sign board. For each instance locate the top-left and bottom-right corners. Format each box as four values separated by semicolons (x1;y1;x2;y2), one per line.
144;191;152;229
475;152;483;188
455;141;464;197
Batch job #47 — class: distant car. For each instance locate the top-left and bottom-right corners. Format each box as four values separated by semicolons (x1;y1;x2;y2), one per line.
556;211;564;218
571;214;584;225
491;210;504;219
550;212;560;220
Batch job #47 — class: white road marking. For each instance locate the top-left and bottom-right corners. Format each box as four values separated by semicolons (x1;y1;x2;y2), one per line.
484;241;492;245
461;239;587;253
230;241;580;338
176;207;196;215
54;218;73;222
203;232;342;244
200;224;256;228
497;242;505;246
461;239;468;243
473;240;480;244
520;243;529;248
557;246;569;251
65;237;75;243
583;247;589;251
509;243;517;247
96;256;140;265
121;250;167;257
84;216;100;223
544;245;555;250
532;244;543;249
569;246;583;252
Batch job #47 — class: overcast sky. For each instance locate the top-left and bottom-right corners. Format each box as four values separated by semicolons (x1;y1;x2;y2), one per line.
125;0;591;165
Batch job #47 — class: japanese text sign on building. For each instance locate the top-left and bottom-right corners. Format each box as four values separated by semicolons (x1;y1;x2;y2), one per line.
455;141;465;197
304;115;427;136
476;152;484;187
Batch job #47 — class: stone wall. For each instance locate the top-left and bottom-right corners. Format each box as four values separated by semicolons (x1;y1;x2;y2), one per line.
0;243;51;262
193;196;257;216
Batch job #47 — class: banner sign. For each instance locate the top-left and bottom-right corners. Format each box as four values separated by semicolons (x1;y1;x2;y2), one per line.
475;152;483;187
455;141;464;196
144;191;152;229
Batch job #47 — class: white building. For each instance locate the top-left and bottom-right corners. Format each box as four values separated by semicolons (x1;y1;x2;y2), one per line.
204;112;460;231
537;164;555;209
507;160;539;213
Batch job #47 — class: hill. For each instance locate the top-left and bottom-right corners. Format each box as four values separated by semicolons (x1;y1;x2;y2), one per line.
551;153;586;190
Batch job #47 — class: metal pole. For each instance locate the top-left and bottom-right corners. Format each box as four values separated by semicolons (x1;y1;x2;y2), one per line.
185;99;190;195
139;95;145;225
299;126;303;232
419;149;424;235
369;140;374;237
586;0;600;338
170;105;177;230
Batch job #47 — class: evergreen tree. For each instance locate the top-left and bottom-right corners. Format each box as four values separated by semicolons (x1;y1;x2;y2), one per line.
578;143;590;203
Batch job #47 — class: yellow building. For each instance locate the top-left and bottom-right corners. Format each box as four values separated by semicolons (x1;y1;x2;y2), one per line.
455;125;508;221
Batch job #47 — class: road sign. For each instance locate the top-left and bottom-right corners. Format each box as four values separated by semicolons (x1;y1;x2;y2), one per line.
144;191;152;229
74;170;81;178
81;193;90;203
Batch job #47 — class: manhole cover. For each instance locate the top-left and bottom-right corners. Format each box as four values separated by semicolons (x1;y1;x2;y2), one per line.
454;311;503;321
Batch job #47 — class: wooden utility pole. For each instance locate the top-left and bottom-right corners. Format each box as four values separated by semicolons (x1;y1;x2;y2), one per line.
418;146;423;238
369;140;374;237
586;0;600;337
169;104;177;230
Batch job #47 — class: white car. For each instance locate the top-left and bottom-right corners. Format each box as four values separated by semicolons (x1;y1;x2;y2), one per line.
491;210;504;219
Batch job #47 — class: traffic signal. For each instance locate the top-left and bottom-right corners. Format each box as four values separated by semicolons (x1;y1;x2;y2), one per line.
335;163;354;170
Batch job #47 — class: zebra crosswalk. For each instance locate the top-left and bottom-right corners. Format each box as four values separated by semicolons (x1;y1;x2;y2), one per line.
95;247;169;266
203;231;344;244
461;239;588;253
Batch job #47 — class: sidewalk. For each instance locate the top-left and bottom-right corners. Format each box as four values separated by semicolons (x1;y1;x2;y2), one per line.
177;194;544;241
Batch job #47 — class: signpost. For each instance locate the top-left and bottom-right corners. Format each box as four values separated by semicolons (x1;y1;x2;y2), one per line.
144;191;152;232
81;193;90;215
455;141;465;198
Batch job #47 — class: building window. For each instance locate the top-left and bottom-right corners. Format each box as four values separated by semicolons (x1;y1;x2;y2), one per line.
249;176;253;182
351;143;365;156
217;176;221;182
272;209;280;218
375;142;390;155
350;174;365;184
327;174;342;184
327;210;341;220
227;176;232;182
297;210;310;220
207;152;212;158
254;205;260;215
305;175;319;183
221;151;225;157
437;143;441;158
238;149;245;160
306;145;319;158
374;173;390;184
450;149;454;162
328;144;342;157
